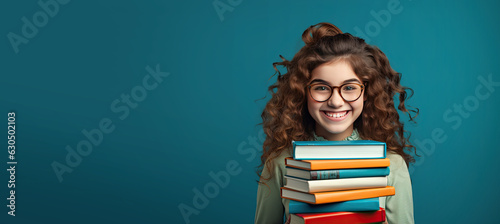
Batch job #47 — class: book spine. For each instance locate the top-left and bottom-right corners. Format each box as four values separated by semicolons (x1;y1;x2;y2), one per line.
295;208;386;223
310;167;390;180
288;198;380;214
314;186;395;204
311;170;340;180
306;176;388;193
308;158;391;170
339;167;390;179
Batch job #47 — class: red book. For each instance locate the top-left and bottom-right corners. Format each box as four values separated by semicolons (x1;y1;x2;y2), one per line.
289;207;385;224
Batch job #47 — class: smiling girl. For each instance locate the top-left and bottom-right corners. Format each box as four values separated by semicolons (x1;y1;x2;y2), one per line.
255;22;418;224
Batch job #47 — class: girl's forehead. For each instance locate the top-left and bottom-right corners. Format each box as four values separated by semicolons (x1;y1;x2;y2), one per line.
311;61;360;83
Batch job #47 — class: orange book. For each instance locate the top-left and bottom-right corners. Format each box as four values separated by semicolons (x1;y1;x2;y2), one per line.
285;157;390;170
281;186;395;204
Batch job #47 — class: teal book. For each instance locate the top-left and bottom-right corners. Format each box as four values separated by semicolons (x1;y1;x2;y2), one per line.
288;198;380;214
292;140;386;160
286;167;390;180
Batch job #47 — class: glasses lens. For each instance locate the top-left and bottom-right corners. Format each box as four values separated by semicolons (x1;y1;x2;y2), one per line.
340;84;363;101
310;84;331;102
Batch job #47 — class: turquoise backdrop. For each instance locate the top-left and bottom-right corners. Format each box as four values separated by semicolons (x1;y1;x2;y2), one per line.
1;0;499;223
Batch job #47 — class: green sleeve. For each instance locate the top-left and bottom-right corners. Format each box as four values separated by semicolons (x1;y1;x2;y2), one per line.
255;153;289;224
383;153;415;224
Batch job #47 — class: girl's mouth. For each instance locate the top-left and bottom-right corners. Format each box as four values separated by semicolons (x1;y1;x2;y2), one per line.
322;110;349;120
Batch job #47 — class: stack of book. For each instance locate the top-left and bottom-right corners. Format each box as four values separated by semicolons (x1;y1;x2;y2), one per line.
281;140;395;224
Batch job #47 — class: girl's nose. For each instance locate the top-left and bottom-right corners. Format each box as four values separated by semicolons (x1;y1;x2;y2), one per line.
327;89;344;108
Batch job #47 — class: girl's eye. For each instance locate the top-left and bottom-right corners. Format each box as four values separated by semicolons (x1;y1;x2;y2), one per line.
313;85;330;91
342;84;358;91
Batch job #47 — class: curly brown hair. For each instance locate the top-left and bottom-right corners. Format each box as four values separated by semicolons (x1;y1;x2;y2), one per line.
259;22;418;180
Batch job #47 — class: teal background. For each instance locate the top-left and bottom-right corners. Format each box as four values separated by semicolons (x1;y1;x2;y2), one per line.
1;0;499;223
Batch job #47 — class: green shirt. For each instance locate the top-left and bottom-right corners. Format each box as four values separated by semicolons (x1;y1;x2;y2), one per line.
254;130;414;224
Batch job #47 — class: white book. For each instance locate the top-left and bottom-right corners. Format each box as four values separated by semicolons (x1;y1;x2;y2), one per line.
284;176;388;193
292;140;386;160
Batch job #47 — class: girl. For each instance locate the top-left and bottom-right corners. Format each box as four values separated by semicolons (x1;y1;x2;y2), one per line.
254;22;418;224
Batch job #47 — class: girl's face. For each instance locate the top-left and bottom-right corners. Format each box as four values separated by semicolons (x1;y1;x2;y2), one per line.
307;60;364;141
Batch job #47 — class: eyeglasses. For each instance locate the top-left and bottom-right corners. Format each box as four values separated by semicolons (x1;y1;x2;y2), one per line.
308;82;365;102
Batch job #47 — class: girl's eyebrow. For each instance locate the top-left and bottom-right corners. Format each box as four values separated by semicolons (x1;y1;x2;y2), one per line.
309;79;330;84
342;78;362;84
310;78;361;85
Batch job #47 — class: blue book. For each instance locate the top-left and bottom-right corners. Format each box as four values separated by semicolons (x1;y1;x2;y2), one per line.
292;140;386;160
288;198;380;214
286;167;390;180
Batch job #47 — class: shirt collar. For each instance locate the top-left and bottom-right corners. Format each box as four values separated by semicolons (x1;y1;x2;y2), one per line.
313;129;361;141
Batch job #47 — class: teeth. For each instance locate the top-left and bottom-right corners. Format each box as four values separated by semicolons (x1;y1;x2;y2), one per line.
325;111;347;118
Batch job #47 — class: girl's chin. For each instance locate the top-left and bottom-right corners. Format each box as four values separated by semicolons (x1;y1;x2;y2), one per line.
316;126;354;140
